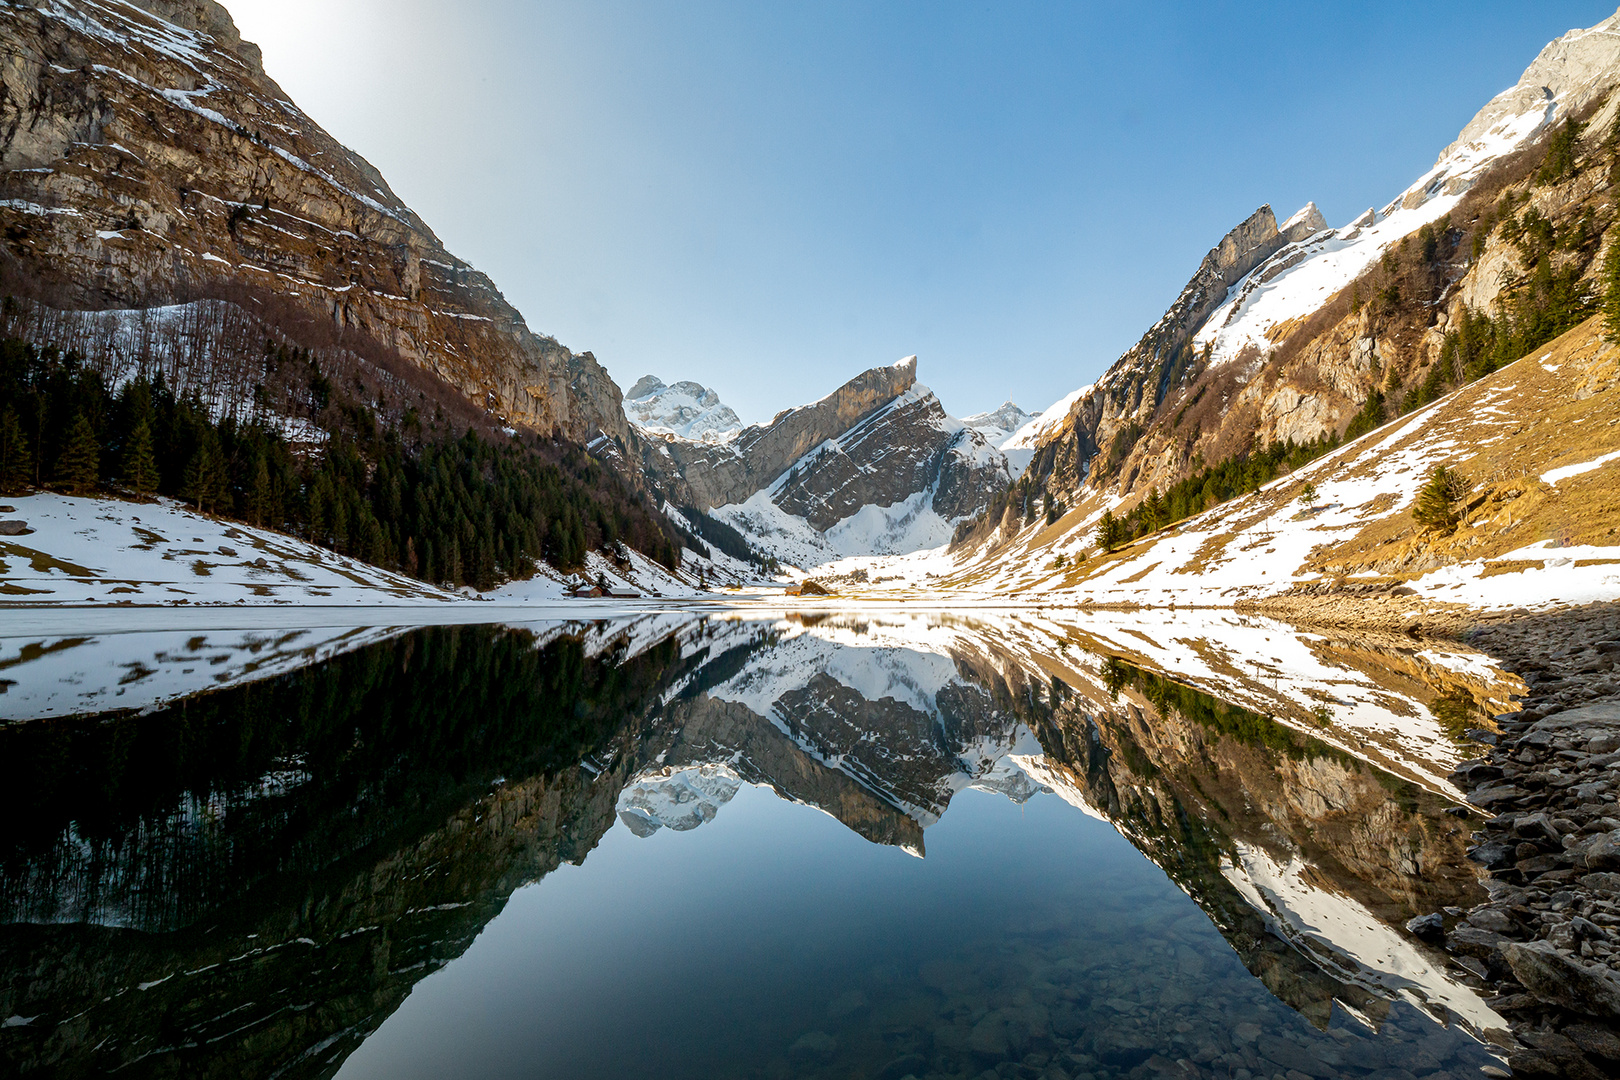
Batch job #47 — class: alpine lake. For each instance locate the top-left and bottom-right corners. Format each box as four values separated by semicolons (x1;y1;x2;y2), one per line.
0;609;1526;1080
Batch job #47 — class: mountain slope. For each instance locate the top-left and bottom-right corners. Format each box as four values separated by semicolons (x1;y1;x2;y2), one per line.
949;7;1620;582
940;316;1620;617
638;357;1015;566
0;0;629;445
997;6;1620;531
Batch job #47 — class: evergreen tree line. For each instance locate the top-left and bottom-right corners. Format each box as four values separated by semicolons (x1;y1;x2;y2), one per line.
0;624;689;921
0;338;678;588
1400;198;1601;415
674;504;778;572
1092;431;1339;553
1099;656;1352;763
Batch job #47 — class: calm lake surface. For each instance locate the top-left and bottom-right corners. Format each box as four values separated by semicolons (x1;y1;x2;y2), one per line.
0;610;1522;1079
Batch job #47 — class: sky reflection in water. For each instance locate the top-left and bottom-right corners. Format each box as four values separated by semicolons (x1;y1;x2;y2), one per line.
0;612;1518;1079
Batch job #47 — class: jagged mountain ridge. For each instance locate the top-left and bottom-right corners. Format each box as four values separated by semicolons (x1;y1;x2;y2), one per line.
640;356;1014;564
960;6;1620;560
0;0;630;445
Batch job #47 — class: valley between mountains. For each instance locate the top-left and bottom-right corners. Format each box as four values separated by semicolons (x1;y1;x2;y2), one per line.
10;3;1620;1077
6;1;1620;623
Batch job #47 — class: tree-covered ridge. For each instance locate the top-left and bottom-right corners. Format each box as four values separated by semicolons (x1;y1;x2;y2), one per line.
0;337;678;588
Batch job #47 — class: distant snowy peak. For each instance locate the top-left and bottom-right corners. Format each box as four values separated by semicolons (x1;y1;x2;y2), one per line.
1005;385;1092;450
964;401;1037;444
624;375;743;442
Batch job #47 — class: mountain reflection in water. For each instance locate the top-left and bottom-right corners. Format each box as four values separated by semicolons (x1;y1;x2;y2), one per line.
0;612;1520;1079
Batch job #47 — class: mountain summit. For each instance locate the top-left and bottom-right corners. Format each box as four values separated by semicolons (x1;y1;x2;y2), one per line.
624;377;743;442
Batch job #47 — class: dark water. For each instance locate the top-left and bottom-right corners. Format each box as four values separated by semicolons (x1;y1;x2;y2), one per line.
0;613;1515;1079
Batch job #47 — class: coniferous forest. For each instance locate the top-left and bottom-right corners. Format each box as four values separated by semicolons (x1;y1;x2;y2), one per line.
0;336;679;589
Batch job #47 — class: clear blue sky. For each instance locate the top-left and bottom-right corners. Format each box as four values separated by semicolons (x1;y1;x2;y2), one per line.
225;1;1613;424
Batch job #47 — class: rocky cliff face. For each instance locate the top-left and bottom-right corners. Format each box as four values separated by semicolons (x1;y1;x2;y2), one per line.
1018;202;1328;503
0;0;630;445
640;356;1011;563
772;386;1007;530
964;6;1620;562
642;357;920;510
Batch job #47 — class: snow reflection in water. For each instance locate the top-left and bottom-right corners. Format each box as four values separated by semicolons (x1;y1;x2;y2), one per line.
0;611;1520;1078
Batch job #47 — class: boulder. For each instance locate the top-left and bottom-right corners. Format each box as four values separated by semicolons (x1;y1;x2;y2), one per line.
787;1031;837;1060
1583;831;1620;871
1405;912;1445;938
1503;940;1620;1018
0;520;29;535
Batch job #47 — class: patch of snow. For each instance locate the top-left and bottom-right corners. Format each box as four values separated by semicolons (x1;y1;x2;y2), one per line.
1541;448;1620;484
1222;842;1505;1035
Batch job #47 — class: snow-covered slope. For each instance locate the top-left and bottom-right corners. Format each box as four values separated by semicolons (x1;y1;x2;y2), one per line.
963;401;1037;443
623;376;743;442
1001;7;1620;528
935;317;1620;616
0;493;708;607
1192;13;1620;373
966;400;1041;474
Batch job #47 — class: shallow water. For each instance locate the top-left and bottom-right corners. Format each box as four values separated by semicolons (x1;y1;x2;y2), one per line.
0;612;1519;1079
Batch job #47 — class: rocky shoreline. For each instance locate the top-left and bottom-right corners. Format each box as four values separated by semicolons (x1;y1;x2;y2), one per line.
1422;604;1620;1078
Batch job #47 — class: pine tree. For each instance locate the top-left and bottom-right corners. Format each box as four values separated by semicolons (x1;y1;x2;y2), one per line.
182;431;229;514
1602;232;1620;343
1095;509;1121;553
54;413;101;495
0;406;29;494
122;416;159;498
248;455;272;526
1412;465;1470;532
1299;481;1318;509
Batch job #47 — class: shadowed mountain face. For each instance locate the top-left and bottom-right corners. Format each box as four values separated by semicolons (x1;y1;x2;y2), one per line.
0;0;629;443
0;614;1515;1077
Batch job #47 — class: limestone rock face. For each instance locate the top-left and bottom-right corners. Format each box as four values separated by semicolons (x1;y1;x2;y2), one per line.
772;387;1008;531
1020;204;1290;500
0;0;629;446
642;357;921;511
1281;202;1329;243
1442;7;1620;166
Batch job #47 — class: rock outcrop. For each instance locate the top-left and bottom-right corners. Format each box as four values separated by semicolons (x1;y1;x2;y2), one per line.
642;357;920;511
0;0;629;445
639;356;1014;562
1018;202;1307;501
773;386;1006;530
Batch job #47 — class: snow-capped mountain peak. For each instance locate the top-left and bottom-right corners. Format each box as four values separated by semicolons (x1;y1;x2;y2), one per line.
624;375;743;442
1191;11;1620;373
1280;202;1328;238
964;401;1037;443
